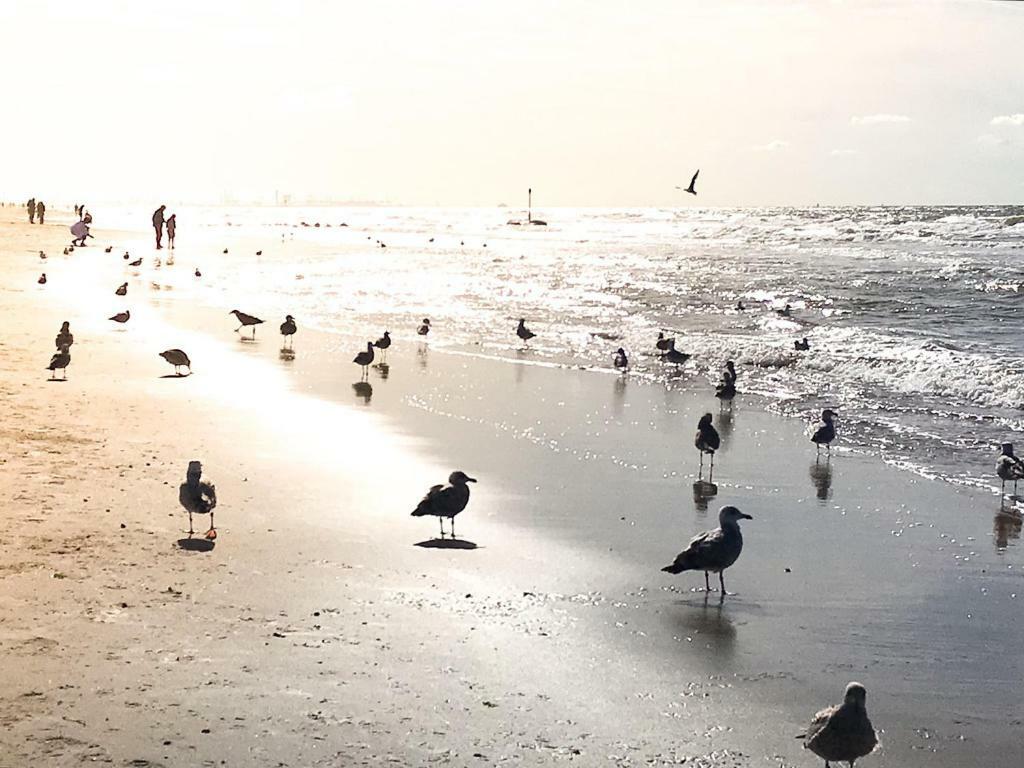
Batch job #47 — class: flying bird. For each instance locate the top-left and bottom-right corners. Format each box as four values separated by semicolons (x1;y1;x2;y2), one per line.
353;342;375;378
797;682;878;768
159;349;192;376
230;309;263;337
411;471;477;539
55;321;74;350
996;443;1024;497
661;505;752;594
280;314;297;347
115;282;128;296
516;318;536;346
811;409;838;454
109;311;130;324
695;413;721;479
417;318;431;337
46;349;71;380
676;169;699;195
179;460;217;539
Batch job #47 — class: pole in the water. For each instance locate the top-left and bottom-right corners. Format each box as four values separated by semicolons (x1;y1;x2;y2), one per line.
528;187;532;223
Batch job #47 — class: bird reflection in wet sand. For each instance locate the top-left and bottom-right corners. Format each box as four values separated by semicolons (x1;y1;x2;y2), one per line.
352;381;373;404
416;344;429;369
993;508;1022;550
692;480;718;513
279;347;295;362
670;593;737;656
374;362;390;380
716;408;734;448
810;459;833;502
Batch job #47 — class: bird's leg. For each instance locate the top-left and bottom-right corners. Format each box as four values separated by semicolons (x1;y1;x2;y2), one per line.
210;511;215;532
719;571;727;596
235;325;241;332
451;517;455;539
709;453;715;482
704;571;711;592
188;511;194;536
698;451;704;479
438;517;445;539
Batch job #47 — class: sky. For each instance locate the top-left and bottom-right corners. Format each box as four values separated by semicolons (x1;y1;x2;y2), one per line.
1;0;1022;207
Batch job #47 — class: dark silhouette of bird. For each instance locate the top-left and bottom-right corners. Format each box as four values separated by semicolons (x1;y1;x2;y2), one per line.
55;321;74;350
39;250;46;259
797;682;878;768
417;318;431;336
661;339;691;365
123;251;130;260
104;246;113;253
194;268;202;277
715;360;737;403
795;337;811;351
159;349;192;375
179;461;217;538
695;413;721;479
373;331;392;360
411;471;477;539
128;258;143;267
656;331;674;351
428;237;435;243
811;409;838;454
613;347;628;371
256;250;262;256
353;342;375;378
777;303;792;317
661;505;752;594
675;169;699;195
223;248;228;254
735;300;746;311
37;273;47;284
109;311;130;324
115;282;128;296
230;309;263;337
996;443;1024;497
280;315;297;347
516;319;536;346
46;349;71;380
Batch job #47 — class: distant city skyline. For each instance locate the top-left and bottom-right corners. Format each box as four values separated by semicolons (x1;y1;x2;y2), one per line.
1;0;1022;207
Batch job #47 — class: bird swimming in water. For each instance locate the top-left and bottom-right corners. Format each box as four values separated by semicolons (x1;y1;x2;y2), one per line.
230;309;264;337
411;471;477;539
109;310;130;324
373;331;391;360
661;339;691;365
179;460;217;539
37;273;47;285
811;409;838;454
280;315;297;347
613;347;628;371
996;443;1024;498
695;413;721;479
46;348;71;380
353;342;375;378
795;337;811;351
115;282;128;296
661;505;751;594
417;318;431;337
128;258;143;267
676;169;699;195
516;318;536;346
159;349;191;375
797;682;878;768
55;321;74;350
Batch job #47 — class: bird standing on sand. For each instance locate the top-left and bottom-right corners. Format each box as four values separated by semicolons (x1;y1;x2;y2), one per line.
194;268;202;277
123;251;130;260
55;321;74;350
104;246;113;253
661;505;752;594
115;282;128;296
179;460;217;539
230;309;263;337
996;443;1024;497
516;318;536;346
675;169;699;195
715;360;737;403
38;273;47;285
39;250;46;260
656;331;674;351
373;331;391;361
798;682;878;768
159;349;192;376
811;409;838;455
695;413;721;479
353;342;375;378
613;347;629;371
46;349;71;380
411;471;477;539
128;258;143;267
795;337;811;351
417;318;431;337
280;315;297;347
109;311;130;324
662;339;691;365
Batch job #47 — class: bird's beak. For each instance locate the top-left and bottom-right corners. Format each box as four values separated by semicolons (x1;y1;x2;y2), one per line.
740;513;753;520
466;477;477;483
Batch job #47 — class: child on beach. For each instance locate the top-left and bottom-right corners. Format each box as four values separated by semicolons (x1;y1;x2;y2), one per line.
166;214;176;249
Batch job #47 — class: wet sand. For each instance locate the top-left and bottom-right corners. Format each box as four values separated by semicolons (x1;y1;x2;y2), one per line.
1;211;1021;766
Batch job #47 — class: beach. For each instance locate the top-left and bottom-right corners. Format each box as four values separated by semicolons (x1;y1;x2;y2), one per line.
1;208;1022;767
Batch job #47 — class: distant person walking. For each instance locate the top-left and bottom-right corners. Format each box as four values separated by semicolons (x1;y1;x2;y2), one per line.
166;213;176;249
27;198;36;223
152;204;166;249
36;200;45;224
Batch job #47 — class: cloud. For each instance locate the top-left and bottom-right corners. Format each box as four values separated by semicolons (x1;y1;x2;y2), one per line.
977;133;1008;148
829;148;858;156
851;114;911;125
991;114;1024;127
752;139;789;152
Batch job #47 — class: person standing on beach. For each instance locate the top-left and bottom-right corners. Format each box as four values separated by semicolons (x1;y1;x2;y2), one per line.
27;198;35;223
36;200;46;224
152;204;166;249
166;213;176;249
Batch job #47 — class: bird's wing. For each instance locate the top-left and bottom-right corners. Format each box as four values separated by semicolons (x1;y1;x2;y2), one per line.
680;528;725;562
801;705;837;744
690;169;700;186
199;481;217;510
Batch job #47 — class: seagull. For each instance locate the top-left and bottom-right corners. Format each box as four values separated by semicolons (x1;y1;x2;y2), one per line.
613;347;629;371
123;251;130;260
280;315;297;347
516;318;536;346
115;282;128;296
46;349;71;380
695;413;721;479
104;246;113;253
109;310;130;324
795;337;811;351
223;248;228;254
675;169;699;195
55;321;74;350
256;250;262;256
656;331;674;351
735;300;746;311
179;460;217;539
353;342;375;378
411;471;477;539
37;273;47;284
417;318;431;337
797;682;878;768
715;361;737;403
662;339;691;365
811;409;838;454
194;268;202;277
777;303;792;317
996;443;1024;497
373;331;392;360
128;258;143;267
661;505;752;594
230;309;263;337
159;349;192;375
39;250;46;260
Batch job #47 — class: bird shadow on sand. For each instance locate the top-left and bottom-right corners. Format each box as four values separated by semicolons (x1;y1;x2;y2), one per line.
176;537;216;552
159;373;192;379
414;538;479;550
46;378;69;383
668;595;738;652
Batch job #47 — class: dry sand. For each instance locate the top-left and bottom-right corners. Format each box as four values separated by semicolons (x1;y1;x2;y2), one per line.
1;210;1021;767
